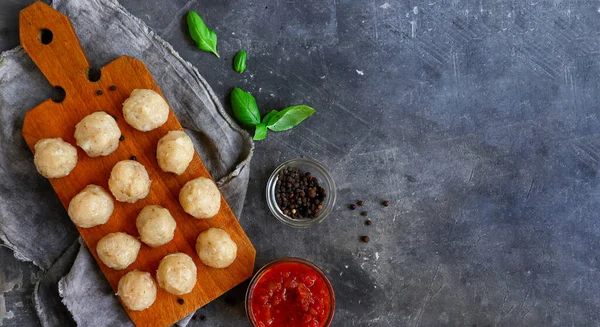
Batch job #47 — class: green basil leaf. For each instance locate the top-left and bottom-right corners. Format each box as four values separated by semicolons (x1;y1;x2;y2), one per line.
253;123;267;140
261;110;280;125
187;11;220;58
266;105;315;131
230;88;261;126
233;50;247;74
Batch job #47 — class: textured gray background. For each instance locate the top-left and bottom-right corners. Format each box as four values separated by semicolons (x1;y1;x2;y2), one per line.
2;0;600;326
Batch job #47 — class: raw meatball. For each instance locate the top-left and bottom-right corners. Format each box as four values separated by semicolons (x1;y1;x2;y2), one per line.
179;177;220;219
109;160;151;203
196;228;237;268
156;131;194;175
136;205;176;248
74;112;121;157
117;270;157;311
96;232;141;270
34;138;77;178
68;185;114;228
156;253;197;295
122;89;169;132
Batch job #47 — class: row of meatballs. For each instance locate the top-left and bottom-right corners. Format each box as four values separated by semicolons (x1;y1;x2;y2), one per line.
31;89;237;311
113;228;236;311
34;89;191;178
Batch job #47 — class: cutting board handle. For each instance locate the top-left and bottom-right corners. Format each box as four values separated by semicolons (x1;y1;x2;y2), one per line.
20;1;91;94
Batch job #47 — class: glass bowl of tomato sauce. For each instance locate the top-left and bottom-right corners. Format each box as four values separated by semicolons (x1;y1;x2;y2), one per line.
245;258;335;327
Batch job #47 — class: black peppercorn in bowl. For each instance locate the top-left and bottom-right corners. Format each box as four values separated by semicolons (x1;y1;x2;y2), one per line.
266;158;336;228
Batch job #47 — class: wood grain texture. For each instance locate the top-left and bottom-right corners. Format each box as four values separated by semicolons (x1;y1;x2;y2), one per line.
19;2;256;327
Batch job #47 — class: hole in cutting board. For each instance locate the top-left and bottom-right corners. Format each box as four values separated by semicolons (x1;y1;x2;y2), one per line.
88;67;102;82
39;29;53;45
50;86;66;103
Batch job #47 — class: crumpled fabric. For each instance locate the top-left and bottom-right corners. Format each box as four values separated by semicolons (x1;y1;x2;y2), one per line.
0;0;253;325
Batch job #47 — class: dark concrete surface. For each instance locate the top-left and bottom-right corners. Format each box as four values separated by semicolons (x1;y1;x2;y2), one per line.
3;0;600;326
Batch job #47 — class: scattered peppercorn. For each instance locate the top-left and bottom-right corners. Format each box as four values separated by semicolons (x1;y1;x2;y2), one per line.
361;236;370;243
192;315;199;321
119;135;125;141
199;315;206;321
360;211;368;216
95;90;103;95
177;298;184;305
130;156;137;161
365;220;372;226
350;204;357;210
383;200;390;207
109;85;117;91
275;167;326;219
357;200;365;206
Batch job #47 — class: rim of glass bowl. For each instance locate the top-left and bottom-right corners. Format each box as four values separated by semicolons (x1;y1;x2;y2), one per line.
245;257;336;327
266;158;337;228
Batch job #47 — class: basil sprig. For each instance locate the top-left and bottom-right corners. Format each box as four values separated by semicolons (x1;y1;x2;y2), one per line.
187;11;220;58
233;50;247;74
229;88;315;141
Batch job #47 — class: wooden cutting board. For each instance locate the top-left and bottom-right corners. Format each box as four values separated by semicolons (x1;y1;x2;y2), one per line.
19;2;256;326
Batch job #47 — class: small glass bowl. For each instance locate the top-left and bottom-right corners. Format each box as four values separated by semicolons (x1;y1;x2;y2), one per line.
266;158;336;228
245;257;335;327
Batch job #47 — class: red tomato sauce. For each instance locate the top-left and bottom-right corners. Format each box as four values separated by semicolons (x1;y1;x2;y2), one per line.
249;262;332;327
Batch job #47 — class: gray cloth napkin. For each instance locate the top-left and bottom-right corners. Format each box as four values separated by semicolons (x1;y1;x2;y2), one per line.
0;0;254;325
